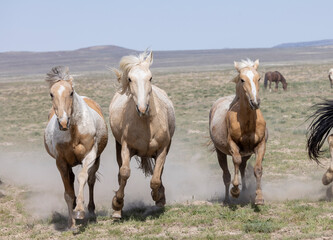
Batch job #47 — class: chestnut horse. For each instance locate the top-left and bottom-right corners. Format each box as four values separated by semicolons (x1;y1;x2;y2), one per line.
264;71;287;92
44;66;108;229
307;99;333;185
109;51;175;219
209;59;268;205
329;68;333;88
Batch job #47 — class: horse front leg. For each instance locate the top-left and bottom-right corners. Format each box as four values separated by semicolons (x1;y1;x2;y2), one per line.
254;139;266;205
151;147;168;206
112;142;131;219
274;81;279;91
228;139;242;198
322;135;333;185
269;80;272;93
56;159;76;230
73;147;97;220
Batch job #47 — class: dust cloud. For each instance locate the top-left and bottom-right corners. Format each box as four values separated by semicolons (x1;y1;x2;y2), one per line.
0;138;329;220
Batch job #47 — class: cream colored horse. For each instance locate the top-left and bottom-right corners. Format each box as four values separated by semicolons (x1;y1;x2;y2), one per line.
329;68;333;88
209;59;268;205
109;51;175;219
44;66;108;229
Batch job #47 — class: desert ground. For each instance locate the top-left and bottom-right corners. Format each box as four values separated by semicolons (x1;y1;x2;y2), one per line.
1;58;333;239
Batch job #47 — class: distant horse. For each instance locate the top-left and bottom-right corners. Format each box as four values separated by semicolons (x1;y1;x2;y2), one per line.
307;99;333;185
209;59;268;205
264;71;287;92
109;51;175;219
329;68;333;88
44;66;108;229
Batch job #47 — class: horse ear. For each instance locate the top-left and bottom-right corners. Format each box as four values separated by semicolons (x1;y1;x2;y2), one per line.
234;61;240;72
146;51;153;66
112;68;122;82
253;59;259;70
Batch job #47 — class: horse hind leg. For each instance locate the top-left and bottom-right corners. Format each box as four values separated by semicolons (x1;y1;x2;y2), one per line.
322;135;333;185
240;156;251;192
217;149;231;204
87;156;100;220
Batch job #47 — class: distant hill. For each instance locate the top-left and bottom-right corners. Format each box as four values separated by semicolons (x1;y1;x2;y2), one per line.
1;42;333;78
273;39;333;48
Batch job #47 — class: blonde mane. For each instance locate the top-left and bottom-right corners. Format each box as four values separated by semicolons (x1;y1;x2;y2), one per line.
114;51;153;95
235;59;256;70
45;66;73;87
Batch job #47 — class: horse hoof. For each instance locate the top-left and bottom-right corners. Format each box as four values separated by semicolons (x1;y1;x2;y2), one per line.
223;198;230;205
112;210;122;220
73;210;85;220
255;198;264;205
155;196;166;207
230;186;240;198
322;169;333;185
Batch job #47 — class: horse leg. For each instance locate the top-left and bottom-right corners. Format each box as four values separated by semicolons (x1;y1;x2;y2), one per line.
56;159;76;229
73;147;97;220
269;80;272;93
151;147;167;206
275;81;279;92
254;140;266;205
112;142;131;219
228;139;242;198
240;156;250;192
87;156;100;220
116;141;122;185
322;135;333;185
217;149;231;204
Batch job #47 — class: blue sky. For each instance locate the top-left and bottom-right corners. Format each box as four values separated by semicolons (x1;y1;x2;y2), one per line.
1;0;332;52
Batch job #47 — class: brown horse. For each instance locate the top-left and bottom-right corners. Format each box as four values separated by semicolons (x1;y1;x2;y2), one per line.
329;68;333;88
264;71;287;92
109;51;175;219
209;59;268;205
44;66;108;229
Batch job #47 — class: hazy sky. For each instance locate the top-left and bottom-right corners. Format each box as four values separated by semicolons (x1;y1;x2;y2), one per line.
1;0;332;52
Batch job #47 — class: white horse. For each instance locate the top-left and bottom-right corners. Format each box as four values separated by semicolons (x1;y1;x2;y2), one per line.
109;51;175;219
44;66;108;229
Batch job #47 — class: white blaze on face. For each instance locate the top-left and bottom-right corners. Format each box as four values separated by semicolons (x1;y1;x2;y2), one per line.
245;70;257;102
58;85;65;97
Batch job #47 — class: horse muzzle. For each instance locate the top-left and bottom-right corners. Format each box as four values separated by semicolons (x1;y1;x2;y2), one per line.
136;104;150;117
58;118;70;131
249;99;260;110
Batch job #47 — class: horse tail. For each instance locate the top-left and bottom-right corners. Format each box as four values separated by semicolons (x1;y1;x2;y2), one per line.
264;73;269;89
135;156;155;177
307;99;333;164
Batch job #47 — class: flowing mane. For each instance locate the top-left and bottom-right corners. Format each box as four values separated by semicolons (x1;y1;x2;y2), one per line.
45;66;73;87
235;59;256;70
115;51;152;95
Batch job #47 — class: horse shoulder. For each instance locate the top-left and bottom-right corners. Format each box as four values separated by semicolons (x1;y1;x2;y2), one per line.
48;107;55;122
83;97;104;118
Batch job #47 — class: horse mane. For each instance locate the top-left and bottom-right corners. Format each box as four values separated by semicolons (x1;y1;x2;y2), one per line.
114;50;152;95
45;66;73;87
235;59;256;70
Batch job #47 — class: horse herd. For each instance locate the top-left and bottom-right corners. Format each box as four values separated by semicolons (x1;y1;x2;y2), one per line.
43;50;333;230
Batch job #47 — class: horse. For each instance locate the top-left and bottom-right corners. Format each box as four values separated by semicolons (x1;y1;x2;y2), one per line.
329;68;333;88
209;59;268;205
264;71;287;92
44;66;108;229
307;99;333;185
109;51;175;219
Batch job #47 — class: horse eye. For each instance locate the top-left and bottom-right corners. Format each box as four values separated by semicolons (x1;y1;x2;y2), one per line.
258;78;261;81
70;91;73;97
241;79;245;83
128;78;132;82
50;93;54;98
149;77;152;82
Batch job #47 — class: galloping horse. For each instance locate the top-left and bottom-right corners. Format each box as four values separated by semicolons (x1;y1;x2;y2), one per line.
329;68;333;88
109;51;175;219
209;59;268;205
264;71;287;92
44;66;108;229
307;99;333;185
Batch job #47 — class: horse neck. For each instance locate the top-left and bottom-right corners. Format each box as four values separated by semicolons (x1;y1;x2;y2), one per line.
70;92;87;126
237;83;257;119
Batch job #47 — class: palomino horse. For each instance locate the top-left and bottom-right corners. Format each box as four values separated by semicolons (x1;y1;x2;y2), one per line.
307;99;333;185
44;66;108;229
209;59;268;205
109;51;175;219
264;71;287;92
329;68;333;88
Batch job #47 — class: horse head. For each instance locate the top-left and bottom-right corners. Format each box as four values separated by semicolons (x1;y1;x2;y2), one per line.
234;59;261;110
114;51;153;117
46;66;74;131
